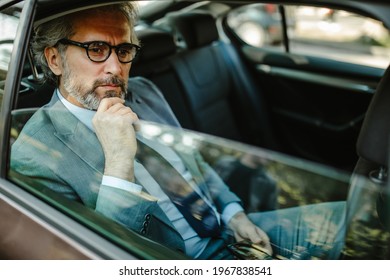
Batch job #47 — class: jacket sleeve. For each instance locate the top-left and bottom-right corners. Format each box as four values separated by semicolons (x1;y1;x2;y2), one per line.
193;151;243;213
10;117;158;234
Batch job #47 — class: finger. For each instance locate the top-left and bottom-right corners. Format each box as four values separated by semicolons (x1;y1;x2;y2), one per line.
111;107;140;130
105;104;133;115
254;228;273;255
129;107;140;131
97;97;125;112
242;225;263;243
133;119;141;132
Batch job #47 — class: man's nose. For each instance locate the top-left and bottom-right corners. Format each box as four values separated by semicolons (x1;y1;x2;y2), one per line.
103;50;123;75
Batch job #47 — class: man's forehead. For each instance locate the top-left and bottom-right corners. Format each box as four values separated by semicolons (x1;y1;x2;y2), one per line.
72;8;128;26
70;10;131;39
34;3;131;27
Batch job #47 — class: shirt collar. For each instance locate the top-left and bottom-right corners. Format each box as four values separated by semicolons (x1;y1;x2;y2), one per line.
56;89;96;132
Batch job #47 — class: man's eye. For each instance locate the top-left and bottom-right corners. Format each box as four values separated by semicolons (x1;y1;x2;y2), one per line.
118;48;131;56
89;48;102;54
88;43;106;55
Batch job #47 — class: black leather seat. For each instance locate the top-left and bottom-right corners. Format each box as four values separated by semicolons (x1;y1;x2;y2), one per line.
351;64;390;231
164;10;277;148
133;11;276;148
355;65;390;179
131;27;196;129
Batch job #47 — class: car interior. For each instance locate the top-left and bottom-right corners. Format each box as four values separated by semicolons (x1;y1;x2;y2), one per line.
135;10;278;149
3;0;390;259
13;1;388;173
15;8;278;148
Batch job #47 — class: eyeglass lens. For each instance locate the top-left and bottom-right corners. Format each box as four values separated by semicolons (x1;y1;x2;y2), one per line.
87;42;137;62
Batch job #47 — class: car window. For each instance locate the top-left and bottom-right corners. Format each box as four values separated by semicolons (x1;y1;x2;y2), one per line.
5;1;390;260
227;4;390;69
227;4;283;49
0;3;21;107
8;113;390;259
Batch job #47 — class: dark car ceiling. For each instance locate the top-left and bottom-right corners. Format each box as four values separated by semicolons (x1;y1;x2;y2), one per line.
33;0;390;30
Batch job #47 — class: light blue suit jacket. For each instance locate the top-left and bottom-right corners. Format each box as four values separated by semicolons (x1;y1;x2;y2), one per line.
11;77;242;255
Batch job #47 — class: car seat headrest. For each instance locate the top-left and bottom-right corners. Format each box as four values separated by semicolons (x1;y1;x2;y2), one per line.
357;64;390;168
135;27;177;62
166;11;219;49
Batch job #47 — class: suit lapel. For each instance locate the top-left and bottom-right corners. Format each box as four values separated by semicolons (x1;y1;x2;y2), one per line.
47;98;105;174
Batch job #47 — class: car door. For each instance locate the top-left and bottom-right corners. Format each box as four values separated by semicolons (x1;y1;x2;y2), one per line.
223;3;390;172
0;0;95;259
0;0;168;260
0;0;184;260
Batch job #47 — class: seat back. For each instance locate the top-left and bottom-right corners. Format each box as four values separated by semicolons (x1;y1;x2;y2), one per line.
349;64;390;234
131;27;196;129
355;65;390;179
162;10;277;148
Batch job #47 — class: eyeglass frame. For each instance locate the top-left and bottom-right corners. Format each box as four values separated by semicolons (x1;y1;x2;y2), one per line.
56;38;141;63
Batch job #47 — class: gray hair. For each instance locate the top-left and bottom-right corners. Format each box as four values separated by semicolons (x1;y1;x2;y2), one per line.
32;2;139;85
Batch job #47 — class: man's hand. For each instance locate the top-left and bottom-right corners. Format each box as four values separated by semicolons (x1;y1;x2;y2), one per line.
228;211;273;255
92;97;139;182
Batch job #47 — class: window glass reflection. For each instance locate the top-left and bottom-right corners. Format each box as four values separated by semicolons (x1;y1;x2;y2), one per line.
138;121;390;259
8;115;390;259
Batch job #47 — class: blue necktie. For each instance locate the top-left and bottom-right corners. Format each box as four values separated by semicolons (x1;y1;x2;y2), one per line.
136;140;221;238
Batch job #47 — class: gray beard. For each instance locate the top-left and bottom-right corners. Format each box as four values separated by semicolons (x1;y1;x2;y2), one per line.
68;88;125;110
62;63;127;110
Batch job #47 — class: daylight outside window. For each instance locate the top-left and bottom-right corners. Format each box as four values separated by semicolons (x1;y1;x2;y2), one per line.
227;4;390;69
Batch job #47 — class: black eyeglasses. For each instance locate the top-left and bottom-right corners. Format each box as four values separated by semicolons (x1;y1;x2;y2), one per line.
57;38;140;63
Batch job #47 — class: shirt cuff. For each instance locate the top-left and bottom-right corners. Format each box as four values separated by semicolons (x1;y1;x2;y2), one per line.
102;175;143;193
221;202;244;225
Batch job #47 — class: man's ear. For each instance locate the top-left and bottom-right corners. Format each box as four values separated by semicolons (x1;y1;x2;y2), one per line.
44;47;63;76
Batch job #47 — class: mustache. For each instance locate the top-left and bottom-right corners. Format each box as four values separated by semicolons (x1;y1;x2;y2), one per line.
92;76;126;92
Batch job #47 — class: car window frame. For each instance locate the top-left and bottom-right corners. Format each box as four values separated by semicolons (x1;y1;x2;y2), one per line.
0;0;99;259
0;0;35;177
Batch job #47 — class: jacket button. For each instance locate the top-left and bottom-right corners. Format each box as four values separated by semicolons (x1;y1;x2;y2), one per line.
143;221;149;228
145;214;151;221
140;229;147;235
